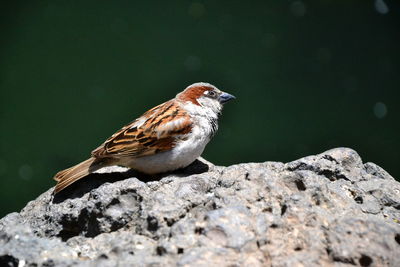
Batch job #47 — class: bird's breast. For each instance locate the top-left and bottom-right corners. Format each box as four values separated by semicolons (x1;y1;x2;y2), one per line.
122;123;211;174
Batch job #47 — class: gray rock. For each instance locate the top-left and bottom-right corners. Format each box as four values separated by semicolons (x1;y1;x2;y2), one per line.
0;149;399;266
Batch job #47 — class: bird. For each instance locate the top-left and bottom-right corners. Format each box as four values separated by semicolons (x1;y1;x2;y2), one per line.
53;82;235;193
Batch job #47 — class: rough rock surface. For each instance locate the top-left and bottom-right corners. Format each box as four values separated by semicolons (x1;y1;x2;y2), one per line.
1;148;400;266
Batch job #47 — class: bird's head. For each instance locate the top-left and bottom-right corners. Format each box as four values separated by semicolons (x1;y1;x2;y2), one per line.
177;82;235;115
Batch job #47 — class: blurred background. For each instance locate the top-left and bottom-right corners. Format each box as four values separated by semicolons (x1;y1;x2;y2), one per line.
0;1;399;217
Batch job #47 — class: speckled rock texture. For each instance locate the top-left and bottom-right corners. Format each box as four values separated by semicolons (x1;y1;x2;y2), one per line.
0;148;399;267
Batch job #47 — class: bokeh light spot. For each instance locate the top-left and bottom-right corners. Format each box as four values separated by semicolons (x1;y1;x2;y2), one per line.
184;56;202;71
375;0;389;15
19;165;33;180
188;2;205;18
373;102;387;119
290;1;306;17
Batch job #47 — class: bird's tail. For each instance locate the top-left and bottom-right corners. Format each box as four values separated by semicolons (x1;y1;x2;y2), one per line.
53;157;102;194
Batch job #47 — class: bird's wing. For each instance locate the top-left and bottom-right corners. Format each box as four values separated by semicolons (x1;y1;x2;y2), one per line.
91;100;192;158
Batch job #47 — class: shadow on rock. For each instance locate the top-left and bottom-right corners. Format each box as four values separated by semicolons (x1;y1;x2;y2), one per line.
175;159;210;176
52;159;209;204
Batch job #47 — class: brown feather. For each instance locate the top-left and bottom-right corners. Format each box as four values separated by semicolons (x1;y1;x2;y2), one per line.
91;100;192;158
177;84;215;105
53;158;104;193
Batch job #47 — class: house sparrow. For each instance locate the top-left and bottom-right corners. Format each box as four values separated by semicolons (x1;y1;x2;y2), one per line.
53;82;235;193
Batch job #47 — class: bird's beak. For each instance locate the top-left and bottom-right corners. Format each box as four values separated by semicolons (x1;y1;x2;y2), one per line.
218;92;236;104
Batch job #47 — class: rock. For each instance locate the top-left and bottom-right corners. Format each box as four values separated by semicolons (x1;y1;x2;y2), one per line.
0;149;399;266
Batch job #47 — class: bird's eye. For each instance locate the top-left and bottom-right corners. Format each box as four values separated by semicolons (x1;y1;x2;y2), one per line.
207;90;217;98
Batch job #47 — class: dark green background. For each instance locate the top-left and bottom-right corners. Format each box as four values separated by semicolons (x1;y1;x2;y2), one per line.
1;1;399;217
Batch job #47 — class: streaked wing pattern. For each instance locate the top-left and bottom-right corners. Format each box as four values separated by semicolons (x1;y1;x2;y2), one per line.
91;100;192;158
